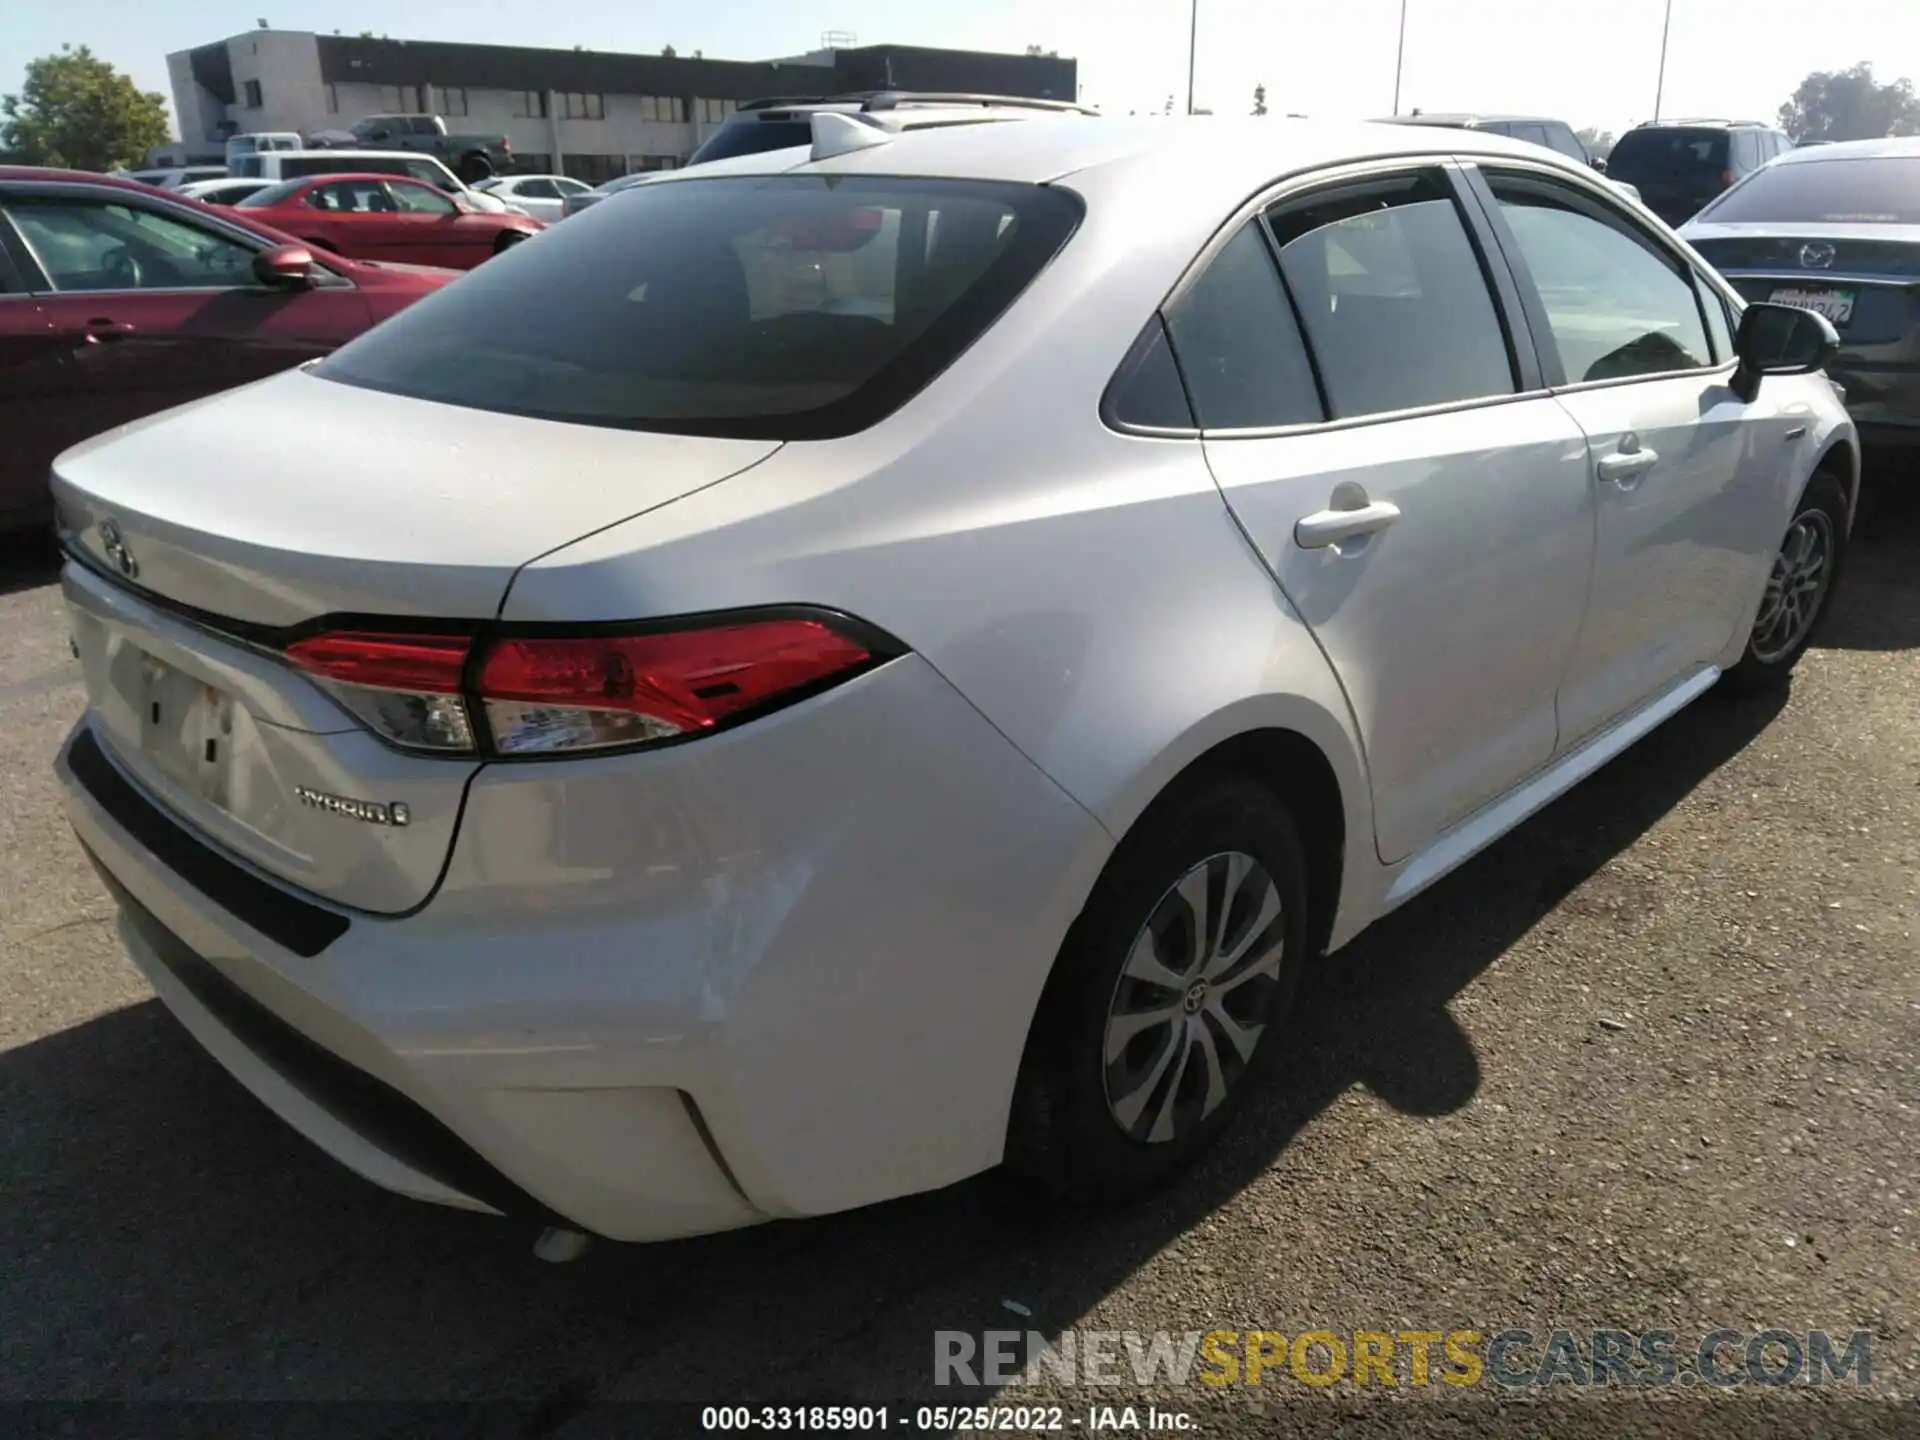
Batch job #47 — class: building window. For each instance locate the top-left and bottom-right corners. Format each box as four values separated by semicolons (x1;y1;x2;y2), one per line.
696;98;734;124
632;154;680;172
324;84;339;114
512;152;553;175
431;86;468;117
561;92;605;121
562;153;626;184
512;90;548;119
243;79;263;108
638;95;686;123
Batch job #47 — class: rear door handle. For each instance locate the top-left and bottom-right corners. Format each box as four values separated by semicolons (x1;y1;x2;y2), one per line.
82;317;135;343
1294;499;1402;549
1595;447;1659;483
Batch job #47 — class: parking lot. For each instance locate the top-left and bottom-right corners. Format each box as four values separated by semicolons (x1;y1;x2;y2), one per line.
1;479;1915;1433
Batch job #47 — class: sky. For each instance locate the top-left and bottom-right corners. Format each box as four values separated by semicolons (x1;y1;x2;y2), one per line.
4;0;1918;143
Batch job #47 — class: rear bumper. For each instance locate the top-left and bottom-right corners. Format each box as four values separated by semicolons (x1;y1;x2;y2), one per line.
57;652;1112;1240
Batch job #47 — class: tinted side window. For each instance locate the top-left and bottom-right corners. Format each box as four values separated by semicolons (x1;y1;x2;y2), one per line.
1545;124;1589;161
1512;123;1553;149
1163;224;1322;430
1486;172;1711;383
7;199;257;291
1106;317;1195;430
1732;132;1758;170
1267;171;1514;419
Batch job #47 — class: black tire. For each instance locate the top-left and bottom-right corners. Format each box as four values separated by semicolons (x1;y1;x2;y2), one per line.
1721;468;1850;693
456;153;494;185
1007;775;1312;1201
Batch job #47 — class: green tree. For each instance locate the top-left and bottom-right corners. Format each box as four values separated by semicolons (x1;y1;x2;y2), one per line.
2;45;170;171
1252;83;1268;116
660;44;677;58
1778;62;1920;142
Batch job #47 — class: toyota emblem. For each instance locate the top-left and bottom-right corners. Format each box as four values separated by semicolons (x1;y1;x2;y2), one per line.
1799;241;1837;270
98;519;138;579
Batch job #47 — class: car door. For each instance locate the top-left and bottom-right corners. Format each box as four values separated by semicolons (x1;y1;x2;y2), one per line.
379;179;482;265
0;235;71;525
508;177;561;222
0;183;374;475
1465;162;1775;749
1183;164;1597;864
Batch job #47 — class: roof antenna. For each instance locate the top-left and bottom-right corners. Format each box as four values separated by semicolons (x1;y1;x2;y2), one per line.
810;111;893;161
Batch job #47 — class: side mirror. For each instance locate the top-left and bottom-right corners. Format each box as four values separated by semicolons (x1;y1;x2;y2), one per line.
1589;155;1608;173
252;243;315;288
1731;302;1840;402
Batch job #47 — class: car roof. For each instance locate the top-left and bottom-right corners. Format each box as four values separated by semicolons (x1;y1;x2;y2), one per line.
1630;118;1773;131
1379;112;1563;126
262;171;445;189
1769;135;1920;164
0;165;175;194
629;114;1568;191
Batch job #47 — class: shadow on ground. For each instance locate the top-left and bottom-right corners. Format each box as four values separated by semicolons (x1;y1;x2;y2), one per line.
1;478;1915;1421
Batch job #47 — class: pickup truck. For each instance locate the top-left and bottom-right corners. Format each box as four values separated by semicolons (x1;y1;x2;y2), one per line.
346;114;512;184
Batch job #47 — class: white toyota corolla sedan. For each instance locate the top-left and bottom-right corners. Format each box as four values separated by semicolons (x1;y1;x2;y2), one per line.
53;114;1854;1244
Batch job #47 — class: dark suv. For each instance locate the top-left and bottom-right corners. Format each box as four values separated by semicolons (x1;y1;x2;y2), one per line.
1606;119;1793;227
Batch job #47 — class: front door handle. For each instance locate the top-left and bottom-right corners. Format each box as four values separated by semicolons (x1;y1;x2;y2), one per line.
82;317;135;343
1596;446;1659;484
1294;498;1402;549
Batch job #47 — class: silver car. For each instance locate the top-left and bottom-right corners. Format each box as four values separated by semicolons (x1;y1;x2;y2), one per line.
55;115;1854;1244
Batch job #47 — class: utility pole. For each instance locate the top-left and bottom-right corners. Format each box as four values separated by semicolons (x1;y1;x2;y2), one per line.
1186;0;1199;114
1391;0;1409;114
1653;0;1674;120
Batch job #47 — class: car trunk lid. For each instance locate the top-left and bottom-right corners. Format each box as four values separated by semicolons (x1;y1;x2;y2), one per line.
54;367;781;914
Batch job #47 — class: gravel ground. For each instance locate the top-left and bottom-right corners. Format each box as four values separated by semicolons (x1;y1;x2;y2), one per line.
0;475;1914;1439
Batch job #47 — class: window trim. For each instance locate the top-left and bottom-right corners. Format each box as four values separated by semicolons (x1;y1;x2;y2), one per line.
1461;157;1736;391
0;180;354;295
1118;156;1549;443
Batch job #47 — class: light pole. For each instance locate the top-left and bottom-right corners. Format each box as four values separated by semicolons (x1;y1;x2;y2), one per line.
1391;0;1409;114
1653;0;1674;120
1186;0;1199;114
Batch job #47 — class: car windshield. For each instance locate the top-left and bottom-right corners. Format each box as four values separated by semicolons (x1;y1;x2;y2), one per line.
1608;128;1731;179
316;175;1081;439
687;119;814;165
1699;156;1920;224
236;180;309;208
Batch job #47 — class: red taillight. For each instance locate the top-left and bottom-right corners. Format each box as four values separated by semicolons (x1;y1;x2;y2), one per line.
283;616;882;758
477;620;874;755
285;631;476;753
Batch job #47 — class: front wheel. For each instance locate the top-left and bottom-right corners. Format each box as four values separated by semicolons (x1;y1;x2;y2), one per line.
1007;776;1311;1201
456;153;494;185
1722;469;1850;692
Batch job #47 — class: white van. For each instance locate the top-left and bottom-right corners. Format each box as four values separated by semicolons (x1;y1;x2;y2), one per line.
225;132;302;168
223;149;523;213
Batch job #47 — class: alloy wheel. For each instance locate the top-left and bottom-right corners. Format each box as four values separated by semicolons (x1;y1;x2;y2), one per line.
1751;508;1835;664
1102;851;1286;1144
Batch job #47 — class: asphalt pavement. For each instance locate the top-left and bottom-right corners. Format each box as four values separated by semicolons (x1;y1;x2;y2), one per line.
0;478;1915;1438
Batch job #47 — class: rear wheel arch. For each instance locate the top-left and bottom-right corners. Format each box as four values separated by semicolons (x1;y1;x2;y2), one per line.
1813;438;1860;529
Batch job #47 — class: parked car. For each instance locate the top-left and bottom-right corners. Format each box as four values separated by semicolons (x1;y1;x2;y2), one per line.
224;149;528;215
1682;136;1920;450
49;116;1853;1245
344;114;514;185
1606;119;1793;227
114;166;229;190
1377;112;1643;203
562;91;1099;217
0;167;454;531
234;174;542;268
177;176;276;207
225;132;303;169
473;173;594;223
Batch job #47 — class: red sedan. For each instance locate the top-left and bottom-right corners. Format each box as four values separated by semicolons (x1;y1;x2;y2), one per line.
236;174;544;270
0;167;457;531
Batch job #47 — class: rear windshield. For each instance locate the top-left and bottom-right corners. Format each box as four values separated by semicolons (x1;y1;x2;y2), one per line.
687;119;814;166
1608;128;1731;178
316;175;1081;439
1699;156;1920;224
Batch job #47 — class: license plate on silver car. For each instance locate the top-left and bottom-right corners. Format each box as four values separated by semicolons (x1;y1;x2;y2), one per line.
1768;286;1856;326
137;650;235;807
